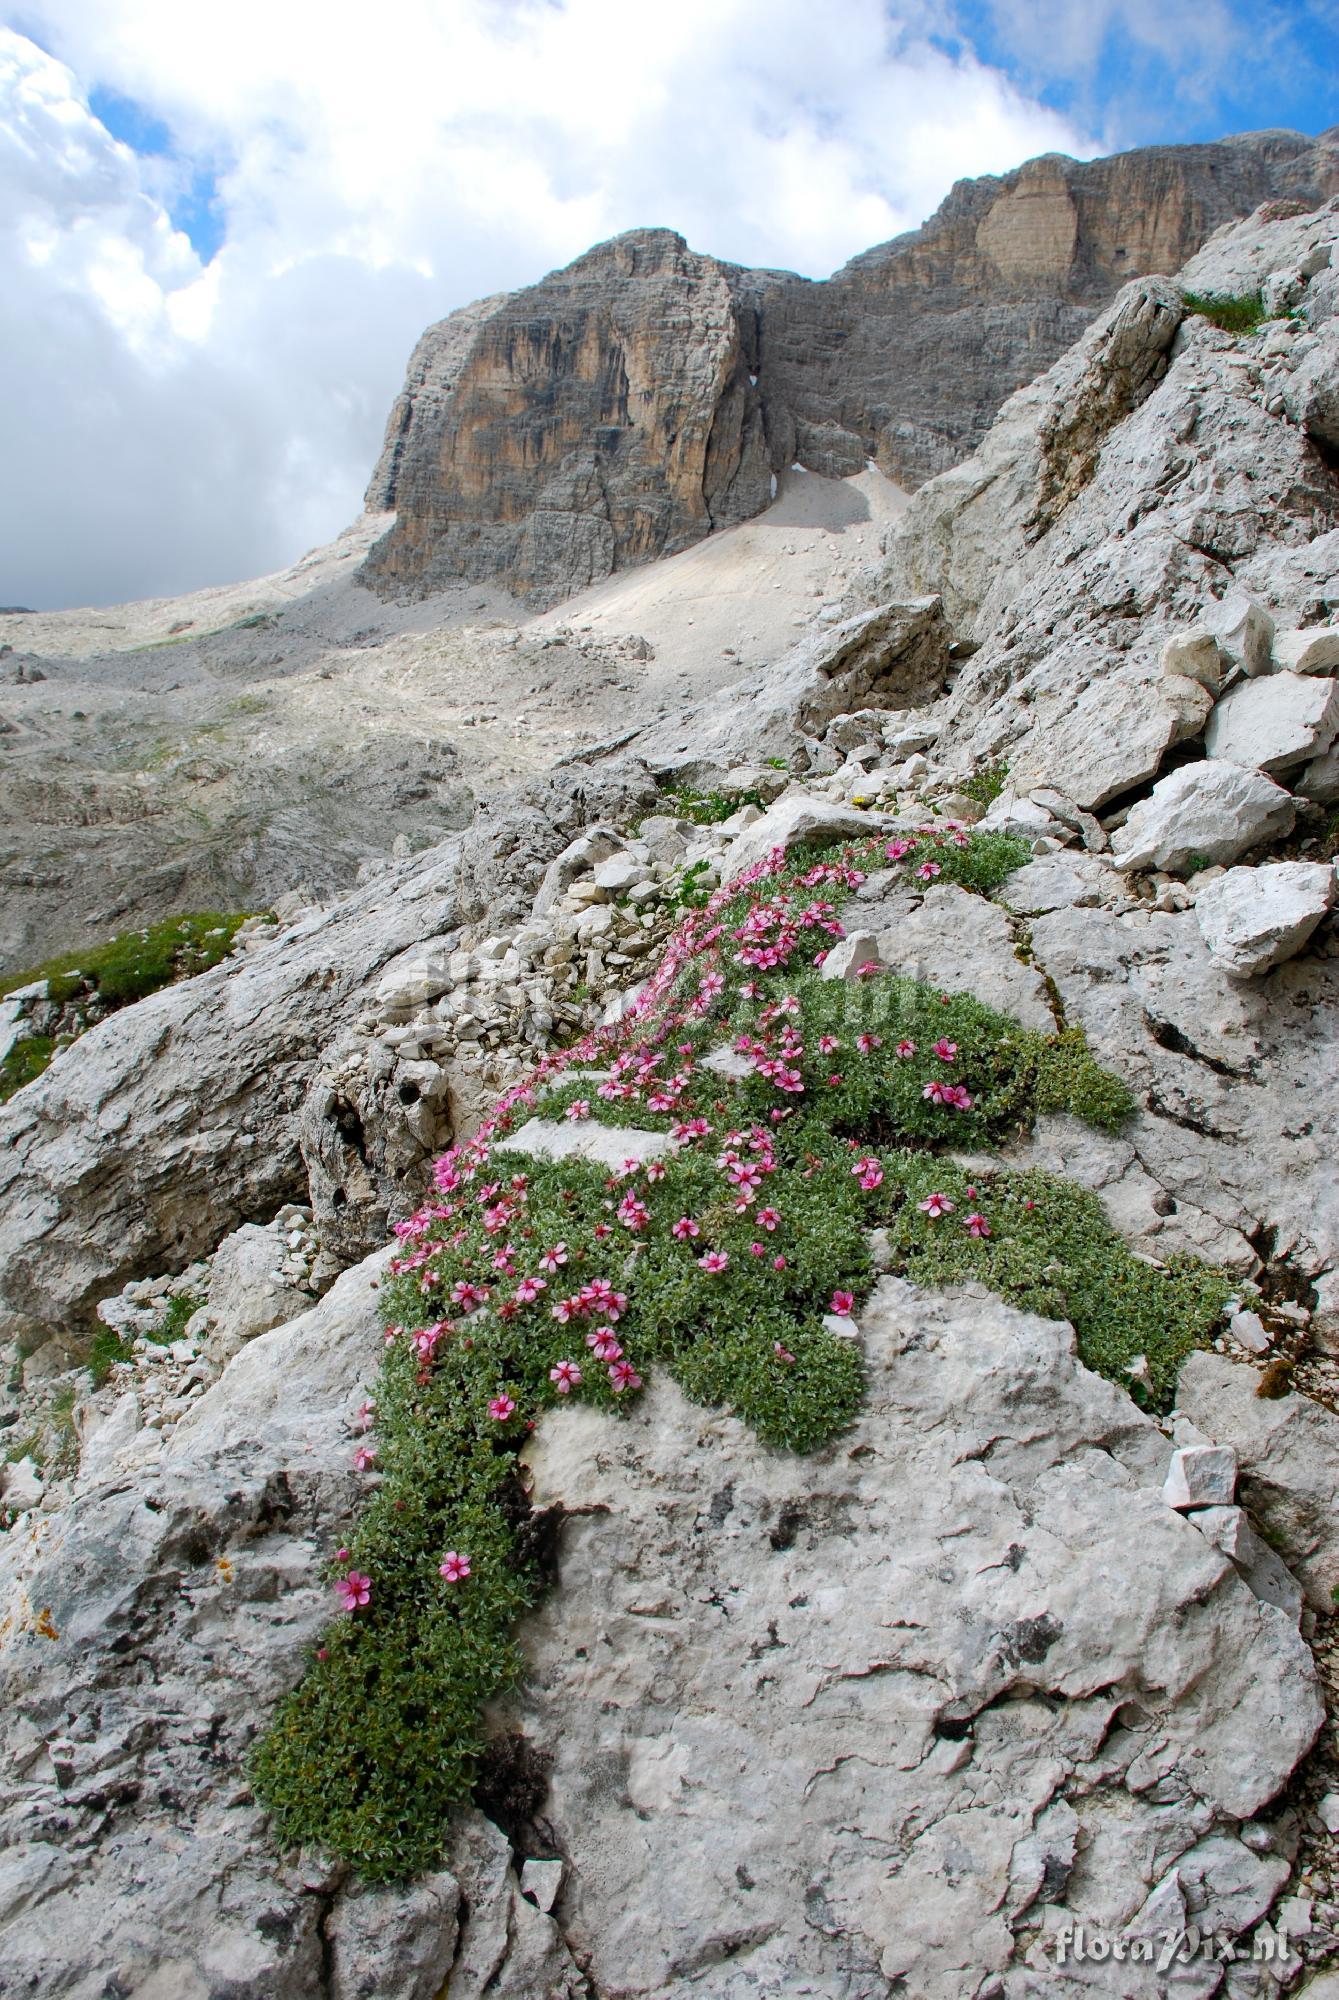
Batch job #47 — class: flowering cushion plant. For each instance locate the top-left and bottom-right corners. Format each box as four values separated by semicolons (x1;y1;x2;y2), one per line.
252;818;1229;1881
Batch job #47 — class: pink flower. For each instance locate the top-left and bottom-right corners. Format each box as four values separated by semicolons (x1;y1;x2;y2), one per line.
773;1254;786;1270
857;1032;882;1054
932;1038;958;1063
774;1342;796;1364
853;960;881;979
757;1206;781;1231
514;1275;547;1305
885;838;913;861
964;1212;991;1238
852;1156;883;1191
587;1327;623;1361
895;1039;917;1059
335;1570;371;1612
450;1280;488;1313
335;1547;351;1564
352;1444;378;1472
617;1195;651;1231
916;860;942;881
488;1394;517;1421
922;1079;950;1105
918;1192;956;1219
439;1551;471;1583
608;1359;643;1393
672;1216;701;1240
944;1084;975;1111
646;1159;667;1182
565;1100;591;1121
830;1290;855;1316
818;1033;841;1055
550;1359;583;1394
355;1401;375;1432
540;1243;569;1272
698;1250;730;1275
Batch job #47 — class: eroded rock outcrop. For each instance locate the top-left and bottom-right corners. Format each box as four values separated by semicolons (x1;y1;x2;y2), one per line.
364;130;1338;606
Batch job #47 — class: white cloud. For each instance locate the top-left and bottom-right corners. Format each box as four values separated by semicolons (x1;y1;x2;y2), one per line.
0;4;1096;608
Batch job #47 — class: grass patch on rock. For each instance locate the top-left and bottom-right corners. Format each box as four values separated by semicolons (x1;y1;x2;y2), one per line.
3;911;255;1008
1182;289;1269;335
252;821;1226;1882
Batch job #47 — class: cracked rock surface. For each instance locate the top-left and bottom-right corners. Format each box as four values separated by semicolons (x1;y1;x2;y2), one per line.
511;1277;1318;1998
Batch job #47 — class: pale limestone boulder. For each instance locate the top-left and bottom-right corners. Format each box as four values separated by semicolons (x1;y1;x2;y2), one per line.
1160;627;1224;692
1162;1443;1237;1509
721;789;895;883
1205;592;1275;677
1205;672;1339;774
203;1223;312;1363
819;931;884;980
1273;625;1339;675
863;880;1056;1031
1193;860;1335;977
1297;740;1339;803
1111;761;1295;873
1177;1351;1339;1610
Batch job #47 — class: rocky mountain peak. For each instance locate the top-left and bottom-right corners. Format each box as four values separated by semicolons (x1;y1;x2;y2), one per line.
363;126;1339;608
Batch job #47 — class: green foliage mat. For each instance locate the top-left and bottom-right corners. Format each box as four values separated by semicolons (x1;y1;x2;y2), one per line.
252;820;1229;1880
1;912;261;1101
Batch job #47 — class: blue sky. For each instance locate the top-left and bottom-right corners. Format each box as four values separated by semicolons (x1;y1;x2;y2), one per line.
0;0;1334;606
948;0;1337;146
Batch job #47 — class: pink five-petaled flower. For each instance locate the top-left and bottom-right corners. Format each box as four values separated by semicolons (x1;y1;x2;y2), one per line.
916;860;942;881
852;1156;883;1191
672;1216;701;1241
515;1275;547;1304
895;1039;917;1059
964;1212;992;1239
757;1206;781;1231
774;1342;796;1364
885;838;913;861
540;1243;569;1273
944;1084;975;1111
608;1359;643;1394
355;1401;375;1432
853;960;881;979
922;1079;950;1105
335;1571;371;1612
818;1033;841;1055
352;1444;378;1472
587;1327;623;1362
488;1394;517;1421
830;1290;855;1316
932;1038;958;1063
698;1250;730;1275
439;1551;471;1583
857;1032;882;1054
565;1100;591;1122
918;1192;956;1219
549;1359;582;1394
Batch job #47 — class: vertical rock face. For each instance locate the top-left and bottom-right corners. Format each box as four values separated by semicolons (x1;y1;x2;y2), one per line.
363;130;1339;606
363;229;773;603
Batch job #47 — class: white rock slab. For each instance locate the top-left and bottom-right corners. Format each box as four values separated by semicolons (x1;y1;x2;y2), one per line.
1205;672;1339;775
1193;861;1335;978
1112;762;1295;873
1273;626;1339;675
494;1118;672;1169
1162;1443;1238;1509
